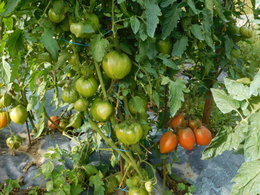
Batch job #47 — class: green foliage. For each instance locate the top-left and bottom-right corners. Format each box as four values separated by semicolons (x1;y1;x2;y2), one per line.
203;70;260;194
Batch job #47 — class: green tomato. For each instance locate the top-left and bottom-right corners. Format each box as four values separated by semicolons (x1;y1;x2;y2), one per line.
239;27;253;39
70;22;86;38
129;96;147;115
115;121;143;145
102;51;132;80
90;99;113;122
128;187;149;195
157;40;172;55
48;8;65;23
69;113;82;128
59;119;68;130
228;24;239;35
9;105;28;125
61;87;78;103
75;77;98;98
0;93;12;108
37;52;52;63
74;98;88;112
6;135;23;150
69;53;80;67
126;175;141;188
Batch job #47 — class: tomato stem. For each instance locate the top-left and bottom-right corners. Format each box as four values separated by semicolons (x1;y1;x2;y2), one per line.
94;61;108;100
88;118;143;178
162;159;167;191
25;120;32;146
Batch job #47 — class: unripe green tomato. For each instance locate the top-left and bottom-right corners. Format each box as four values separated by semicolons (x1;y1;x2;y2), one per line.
105;176;119;193
75;77;98;98
239;27;253;39
9;105;28;125
69;114;82;128
102;51;132;80
59;119;68;129
86;13;100;32
70;22;85;38
48;8;65;23
90;99;113;121
6;135;23;150
61;87;78;103
128;188;149;195
157;40;172;54
115;121;143;145
74;98;88;112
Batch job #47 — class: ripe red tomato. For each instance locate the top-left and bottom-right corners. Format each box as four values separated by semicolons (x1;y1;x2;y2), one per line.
178;127;196;150
193;126;212;146
160;131;178;154
0;111;10;129
48;116;60;130
171;114;185;129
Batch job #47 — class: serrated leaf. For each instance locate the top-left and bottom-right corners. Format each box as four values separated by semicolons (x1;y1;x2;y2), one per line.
145;0;162;37
224;36;234;58
41;27;59;61
2;57;11;83
158;54;178;69
202;125;246;160
211;88;240;114
130;16;140;34
243;112;260;161
231;160;260;195
162;4;181;39
89;172;105;195
161;77;189;117
250;70;260;96
202;9;214;50
190;24;204;40
224;78;251;101
83;164;98;176
187;0;198;14
172;36;188;56
71;184;84;195
1;0;21;16
90;35;109;62
41;161;54;177
160;0;177;7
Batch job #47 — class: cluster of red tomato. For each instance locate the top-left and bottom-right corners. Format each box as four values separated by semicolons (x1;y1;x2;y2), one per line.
160;114;212;154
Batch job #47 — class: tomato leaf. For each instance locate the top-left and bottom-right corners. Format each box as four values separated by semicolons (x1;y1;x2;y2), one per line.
162;77;189;117
202;124;246;160
224;78;251;101
90;35;110;62
211;88;240;114
187;0;198;14
250;70;260;96
130;16;140;34
172;36;188;56
70;184;84;195
190;24;204;41
213;0;227;22
202;9;214;50
1;0;21;16
89;172;105;195
7;30;23;58
41;27;60;61
162;4;181;39
41;161;54;178
160;0;177;8
231;160;260;195
145;0;161;37
243;112;260;161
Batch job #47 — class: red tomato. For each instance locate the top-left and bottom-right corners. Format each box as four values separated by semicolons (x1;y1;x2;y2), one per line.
193;126;212;146
178;127;196;150
171;114;185;129
160;131;178;154
48;116;60;130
